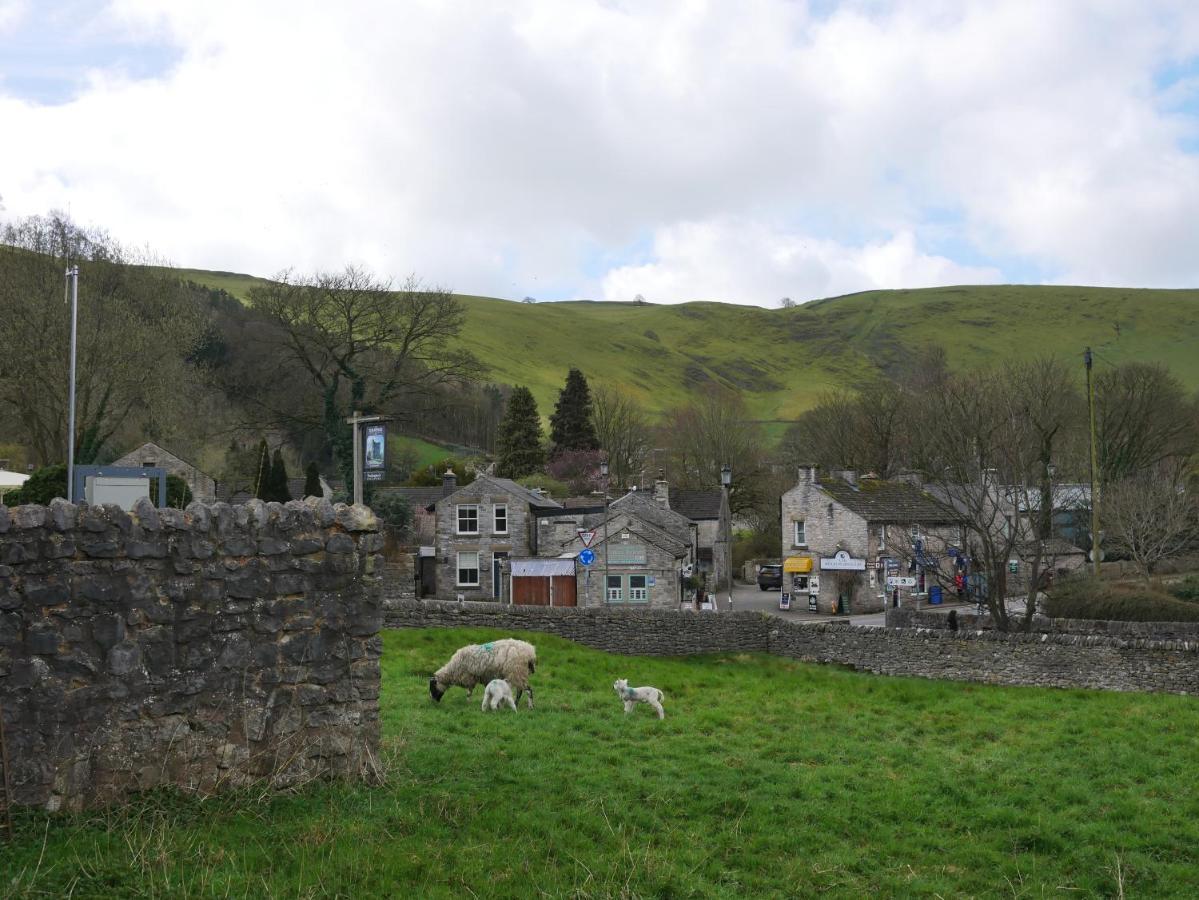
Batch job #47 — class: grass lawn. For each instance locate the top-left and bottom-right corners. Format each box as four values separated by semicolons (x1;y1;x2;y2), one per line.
5;628;1199;897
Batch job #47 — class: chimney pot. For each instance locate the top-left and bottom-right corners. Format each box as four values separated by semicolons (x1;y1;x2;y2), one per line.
442;468;458;496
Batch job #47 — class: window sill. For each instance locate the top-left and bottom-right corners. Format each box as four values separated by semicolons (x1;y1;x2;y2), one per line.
456;531;480;537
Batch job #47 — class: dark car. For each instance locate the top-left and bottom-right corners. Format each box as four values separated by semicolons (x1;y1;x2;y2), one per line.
757;564;783;591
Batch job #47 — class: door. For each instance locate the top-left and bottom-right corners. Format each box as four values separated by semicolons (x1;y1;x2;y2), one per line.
492;551;509;600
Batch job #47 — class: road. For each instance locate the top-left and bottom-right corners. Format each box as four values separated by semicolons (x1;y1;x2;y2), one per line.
700;583;892;625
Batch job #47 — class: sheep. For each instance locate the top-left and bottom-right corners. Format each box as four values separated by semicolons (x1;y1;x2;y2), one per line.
429;638;537;708
481;678;517;712
613;678;666;719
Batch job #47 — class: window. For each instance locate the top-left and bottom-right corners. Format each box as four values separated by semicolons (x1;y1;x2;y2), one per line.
606;575;623;603
628;575;648;602
456;505;479;534
494;504;508;534
457;551;480;586
793;520;807;546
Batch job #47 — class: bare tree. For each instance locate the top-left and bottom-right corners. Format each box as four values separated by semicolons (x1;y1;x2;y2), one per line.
591;384;649;491
1096;362;1196;483
781;378;906;478
247;267;485;486
1104;463;1197;582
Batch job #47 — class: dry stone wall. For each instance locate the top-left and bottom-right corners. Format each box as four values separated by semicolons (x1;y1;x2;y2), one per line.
387;600;1198;695
0;497;383;811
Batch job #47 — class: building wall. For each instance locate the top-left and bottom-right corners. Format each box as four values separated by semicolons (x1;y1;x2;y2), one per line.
434;482;530;601
0;497;382;811
780;471;870;613
111;442;217;503
575;530;682;610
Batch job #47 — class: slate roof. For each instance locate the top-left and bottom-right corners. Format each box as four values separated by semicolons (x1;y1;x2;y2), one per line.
668;488;723;521
611;490;695;543
819;478;956;524
439;473;563;510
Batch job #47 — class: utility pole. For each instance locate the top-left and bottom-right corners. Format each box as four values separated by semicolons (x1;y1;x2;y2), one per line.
1085;347;1101;576
65;266;79;502
343;411;386;506
600;459;611;604
721;464;732;610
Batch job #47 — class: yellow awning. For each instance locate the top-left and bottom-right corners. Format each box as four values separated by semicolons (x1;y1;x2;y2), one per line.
783;556;813;574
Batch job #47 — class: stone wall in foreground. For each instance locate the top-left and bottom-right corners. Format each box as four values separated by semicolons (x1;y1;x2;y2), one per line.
386;599;1198;695
0;497;383;811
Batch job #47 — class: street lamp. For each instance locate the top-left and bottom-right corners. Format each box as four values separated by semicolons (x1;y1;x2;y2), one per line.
720;464;732;610
600;458;611;605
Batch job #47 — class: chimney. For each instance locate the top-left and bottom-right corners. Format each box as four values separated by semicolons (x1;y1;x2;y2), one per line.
837;469;858;487
797;465;819;485
442;468;458;496
653;478;670;509
0;458;8;470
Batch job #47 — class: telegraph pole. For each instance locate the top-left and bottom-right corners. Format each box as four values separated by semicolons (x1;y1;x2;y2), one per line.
66;266;79;502
343;411;385;506
1085;347;1101;576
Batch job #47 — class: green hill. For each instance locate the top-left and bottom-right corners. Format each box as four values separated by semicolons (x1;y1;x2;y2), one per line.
177;268;1199;426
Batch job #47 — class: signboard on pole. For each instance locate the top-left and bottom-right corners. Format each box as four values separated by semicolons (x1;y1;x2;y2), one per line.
578;548;596;567
886;576;917;588
364;424;386;482
577;530;596;547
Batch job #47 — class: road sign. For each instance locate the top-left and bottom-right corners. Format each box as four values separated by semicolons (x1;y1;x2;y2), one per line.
886;576;917;588
578;548;596;567
577;530;596;547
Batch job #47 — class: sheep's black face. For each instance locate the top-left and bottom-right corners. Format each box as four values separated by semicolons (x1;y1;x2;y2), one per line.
528;659;536;674
429;677;445;702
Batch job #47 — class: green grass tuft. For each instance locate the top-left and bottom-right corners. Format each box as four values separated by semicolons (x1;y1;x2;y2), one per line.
4;628;1199;897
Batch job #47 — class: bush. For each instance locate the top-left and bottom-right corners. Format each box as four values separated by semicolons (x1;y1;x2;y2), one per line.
372;493;413;537
1167;576;1199;604
406;458;476;488
515;473;571;499
4;464;67;505
1044;576;1199;622
164;474;193;508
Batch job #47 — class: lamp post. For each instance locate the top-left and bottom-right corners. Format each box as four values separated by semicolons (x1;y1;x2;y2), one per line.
721;464;732;610
600;458;611;605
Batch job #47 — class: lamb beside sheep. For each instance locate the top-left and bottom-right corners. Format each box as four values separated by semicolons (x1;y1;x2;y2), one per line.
429;638;537;708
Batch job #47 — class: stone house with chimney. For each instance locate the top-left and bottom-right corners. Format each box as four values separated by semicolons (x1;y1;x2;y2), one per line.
110;442;217;502
432;473;562;601
780;467;963;614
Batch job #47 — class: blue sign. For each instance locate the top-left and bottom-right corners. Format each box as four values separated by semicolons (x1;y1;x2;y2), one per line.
578;548;595;567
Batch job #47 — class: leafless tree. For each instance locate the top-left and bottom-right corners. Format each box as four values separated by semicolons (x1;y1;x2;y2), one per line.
591;384;649;491
1104;463;1197;582
781;378;907;478
1096;362;1197;483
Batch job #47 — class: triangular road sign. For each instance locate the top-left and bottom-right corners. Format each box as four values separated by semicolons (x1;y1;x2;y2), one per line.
577;529;596;547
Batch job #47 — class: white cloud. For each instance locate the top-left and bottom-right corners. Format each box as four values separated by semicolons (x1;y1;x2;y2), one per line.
0;0;1197;304
0;0;27;34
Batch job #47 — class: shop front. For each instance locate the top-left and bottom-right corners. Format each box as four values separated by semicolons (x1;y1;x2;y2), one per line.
782;555;819;612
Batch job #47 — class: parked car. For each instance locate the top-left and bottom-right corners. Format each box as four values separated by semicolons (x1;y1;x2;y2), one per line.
757;564;783;591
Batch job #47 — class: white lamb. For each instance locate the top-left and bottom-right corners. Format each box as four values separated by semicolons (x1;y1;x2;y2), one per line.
481;678;517;712
613;678;666;719
429;638;537;708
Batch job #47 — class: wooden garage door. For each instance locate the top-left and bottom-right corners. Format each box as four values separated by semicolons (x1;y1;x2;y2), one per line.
512;575;577;606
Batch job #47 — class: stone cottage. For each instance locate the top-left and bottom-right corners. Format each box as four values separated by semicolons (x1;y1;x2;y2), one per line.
432;473;562;600
780;467;962;614
110;441;217;502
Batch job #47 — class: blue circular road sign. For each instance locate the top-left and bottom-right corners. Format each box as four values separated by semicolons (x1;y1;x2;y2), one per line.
579;548;596;566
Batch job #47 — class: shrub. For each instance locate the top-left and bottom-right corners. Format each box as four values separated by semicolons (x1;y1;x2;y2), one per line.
515;473;571;499
164;475;193;508
1167;576;1199;604
4;464;67;505
1044;576;1199;622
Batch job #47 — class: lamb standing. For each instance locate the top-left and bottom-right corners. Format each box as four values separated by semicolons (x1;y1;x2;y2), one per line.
429;638;537;708
613;678;666;719
481;678;518;712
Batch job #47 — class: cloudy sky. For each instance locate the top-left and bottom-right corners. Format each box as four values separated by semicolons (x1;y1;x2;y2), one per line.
2;0;1197;306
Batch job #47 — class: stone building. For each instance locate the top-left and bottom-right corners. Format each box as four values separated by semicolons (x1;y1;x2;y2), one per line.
110;441;217;502
432;473;562;600
666;484;730;588
780;467;962;614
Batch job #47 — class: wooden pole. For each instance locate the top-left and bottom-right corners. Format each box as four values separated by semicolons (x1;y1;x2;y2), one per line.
1085;348;1101;576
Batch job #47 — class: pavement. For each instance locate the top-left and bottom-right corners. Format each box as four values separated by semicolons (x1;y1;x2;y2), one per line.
690;583;975;627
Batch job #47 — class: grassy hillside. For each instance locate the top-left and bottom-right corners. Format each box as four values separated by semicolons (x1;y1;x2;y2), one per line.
6;628;1198;896
178;268;1199;424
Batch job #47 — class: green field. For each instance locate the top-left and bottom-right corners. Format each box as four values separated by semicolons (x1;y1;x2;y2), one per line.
389;434;462;469
5;628;1198;897
176;266;1199;423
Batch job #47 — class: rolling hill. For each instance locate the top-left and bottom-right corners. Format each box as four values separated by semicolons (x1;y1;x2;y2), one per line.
177;268;1199;429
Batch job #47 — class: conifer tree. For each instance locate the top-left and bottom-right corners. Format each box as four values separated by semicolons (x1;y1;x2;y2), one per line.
549;368;599;455
496;386;546;478
269;448;292;502
303;461;322;498
253;438;271;500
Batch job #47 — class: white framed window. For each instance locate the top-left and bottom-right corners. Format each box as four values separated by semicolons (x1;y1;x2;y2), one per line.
493;504;508;534
793;520;807;546
606;575;623;603
628;575;648;602
456;504;479;534
456;551;480;586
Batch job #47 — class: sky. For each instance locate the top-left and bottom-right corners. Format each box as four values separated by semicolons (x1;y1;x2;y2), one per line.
1;0;1198;307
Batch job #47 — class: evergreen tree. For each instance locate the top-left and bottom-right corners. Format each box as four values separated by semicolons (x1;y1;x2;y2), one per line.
269;448;292;502
303;461;322;498
549;368;599;455
496;386;546;478
253;438;271;500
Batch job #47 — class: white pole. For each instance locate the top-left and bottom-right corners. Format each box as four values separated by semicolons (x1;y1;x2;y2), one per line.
66;266;79;503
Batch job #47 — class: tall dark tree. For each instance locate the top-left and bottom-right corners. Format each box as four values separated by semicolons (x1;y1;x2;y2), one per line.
303;461;322;498
496;386;546;478
549;368;599;455
252;439;272;500
269;448;292;502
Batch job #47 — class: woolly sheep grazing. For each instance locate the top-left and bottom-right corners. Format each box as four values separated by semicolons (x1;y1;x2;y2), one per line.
429;638;537;708
481;679;517;712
